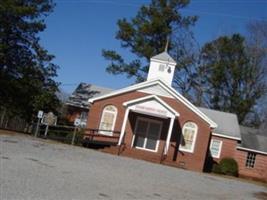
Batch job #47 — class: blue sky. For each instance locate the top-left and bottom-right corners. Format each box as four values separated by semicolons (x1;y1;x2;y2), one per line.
40;0;267;94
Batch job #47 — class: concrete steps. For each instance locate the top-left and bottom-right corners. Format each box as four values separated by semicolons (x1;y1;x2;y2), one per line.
99;145;179;168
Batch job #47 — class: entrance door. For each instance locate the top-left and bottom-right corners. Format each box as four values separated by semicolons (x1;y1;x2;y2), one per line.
133;117;162;152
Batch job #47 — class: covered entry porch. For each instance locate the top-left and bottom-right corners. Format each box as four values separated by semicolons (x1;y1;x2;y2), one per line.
118;95;179;160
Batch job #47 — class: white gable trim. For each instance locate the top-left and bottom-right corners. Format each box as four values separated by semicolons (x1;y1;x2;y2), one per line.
123;95;179;117
151;58;176;65
89;78;217;128
212;132;241;141
236;146;267;156
88;80;158;103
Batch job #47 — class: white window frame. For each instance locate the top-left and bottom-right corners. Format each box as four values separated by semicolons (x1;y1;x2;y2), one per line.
210;139;223;158
245;152;256;168
179;122;198;153
131;117;162;153
98;105;117;136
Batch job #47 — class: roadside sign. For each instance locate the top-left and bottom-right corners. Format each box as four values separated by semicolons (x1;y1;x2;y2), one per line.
41;112;57;126
37;110;44;119
74;118;81;127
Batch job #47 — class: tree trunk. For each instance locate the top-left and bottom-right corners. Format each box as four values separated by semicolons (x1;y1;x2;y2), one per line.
0;108;6;128
5;117;9;129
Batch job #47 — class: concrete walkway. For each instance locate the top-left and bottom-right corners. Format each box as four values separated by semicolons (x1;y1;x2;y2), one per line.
0;132;266;200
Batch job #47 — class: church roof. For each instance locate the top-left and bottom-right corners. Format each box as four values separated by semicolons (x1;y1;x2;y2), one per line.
151;52;176;64
238;126;267;154
66;83;113;109
199;107;241;140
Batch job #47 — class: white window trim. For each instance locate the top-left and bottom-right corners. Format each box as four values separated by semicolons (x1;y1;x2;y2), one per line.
246;152;257;168
131;117;162;153
98;105;118;136
179;122;198;153
210;139;223;158
236;146;267;155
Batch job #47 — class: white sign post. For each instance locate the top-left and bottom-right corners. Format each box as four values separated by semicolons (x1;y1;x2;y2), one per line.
34;110;43;137
72;118;81;145
74;118;81;127
41;112;57;138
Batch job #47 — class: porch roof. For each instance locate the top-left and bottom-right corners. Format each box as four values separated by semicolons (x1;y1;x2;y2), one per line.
123;95;179;118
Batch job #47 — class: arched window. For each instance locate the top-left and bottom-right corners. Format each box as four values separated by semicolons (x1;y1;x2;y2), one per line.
99;105;117;136
180;122;198;153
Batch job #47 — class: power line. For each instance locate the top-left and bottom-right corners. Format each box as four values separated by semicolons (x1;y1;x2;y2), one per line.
183;9;267;21
56;0;267;21
56;0;141;7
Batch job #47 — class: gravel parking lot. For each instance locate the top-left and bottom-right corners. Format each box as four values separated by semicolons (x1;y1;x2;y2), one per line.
0;132;266;200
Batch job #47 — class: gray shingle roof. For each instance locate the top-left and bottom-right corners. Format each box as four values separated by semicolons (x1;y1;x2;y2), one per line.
239;126;267;153
151;52;176;63
198;107;241;139
66;83;113;109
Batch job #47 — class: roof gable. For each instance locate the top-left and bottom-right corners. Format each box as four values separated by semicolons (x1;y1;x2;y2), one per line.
89;78;217;128
123;95;179;118
138;84;174;98
151;52;176;64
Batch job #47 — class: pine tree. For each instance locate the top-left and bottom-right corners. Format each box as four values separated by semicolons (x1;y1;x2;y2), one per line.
0;0;60;122
102;0;197;83
198;34;266;124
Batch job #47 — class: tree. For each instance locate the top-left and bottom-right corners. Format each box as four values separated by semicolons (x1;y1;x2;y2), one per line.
0;0;60;124
171;29;200;102
198;34;267;124
102;0;197;83
245;20;267;126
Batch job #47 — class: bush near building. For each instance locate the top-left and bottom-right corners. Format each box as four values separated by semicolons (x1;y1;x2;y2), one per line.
212;157;239;177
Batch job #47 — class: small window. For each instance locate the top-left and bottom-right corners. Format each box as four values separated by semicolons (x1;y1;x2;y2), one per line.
99;105;117;136
158;64;165;72
180;122;198;153
246;152;256;168
210;139;222;158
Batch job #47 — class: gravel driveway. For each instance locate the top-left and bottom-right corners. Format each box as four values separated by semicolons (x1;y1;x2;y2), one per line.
0;132;266;200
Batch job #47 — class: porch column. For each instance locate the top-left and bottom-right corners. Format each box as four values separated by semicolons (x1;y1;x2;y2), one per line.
118;108;130;145
164;117;175;155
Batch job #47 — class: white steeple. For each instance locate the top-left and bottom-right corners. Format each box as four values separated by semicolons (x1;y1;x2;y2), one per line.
147;51;176;85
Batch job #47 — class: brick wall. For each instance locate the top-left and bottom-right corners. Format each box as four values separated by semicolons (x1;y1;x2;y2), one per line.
210;135;238;162
209;135;267;182
235;149;267;182
87;90;212;172
66;106;88;123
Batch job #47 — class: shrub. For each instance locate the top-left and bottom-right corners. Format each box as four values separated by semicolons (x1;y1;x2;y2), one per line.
219;158;238;177
212;163;222;174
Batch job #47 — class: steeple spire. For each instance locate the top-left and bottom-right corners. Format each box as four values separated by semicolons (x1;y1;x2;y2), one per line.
164;36;169;52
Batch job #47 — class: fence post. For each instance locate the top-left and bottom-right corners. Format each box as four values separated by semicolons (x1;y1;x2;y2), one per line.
71;127;77;145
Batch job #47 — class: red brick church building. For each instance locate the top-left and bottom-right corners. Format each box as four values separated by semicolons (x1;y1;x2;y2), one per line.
85;51;267;182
